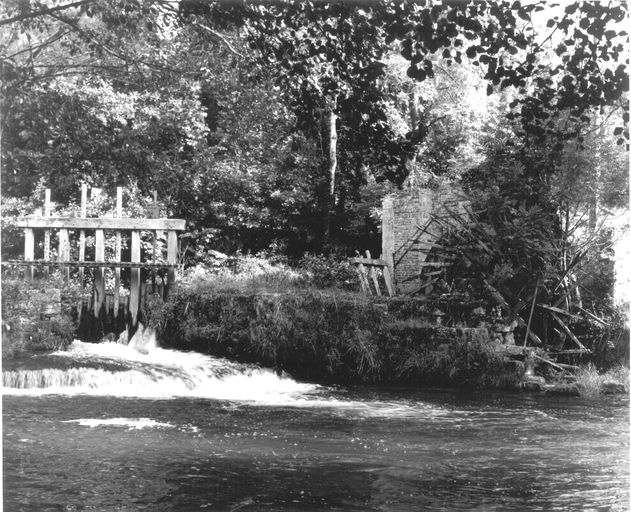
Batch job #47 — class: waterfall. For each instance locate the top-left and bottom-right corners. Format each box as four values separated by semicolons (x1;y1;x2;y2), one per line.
3;341;449;417
2;340;317;403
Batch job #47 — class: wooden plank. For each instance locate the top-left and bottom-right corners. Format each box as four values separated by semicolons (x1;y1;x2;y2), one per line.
114;187;122;318
79;184;87;283
24;228;35;280
141;282;147;314
94;229;105;318
575;306;608;326
382;263;394;297
44;189;51;278
2;260;177;269
537;303;584;322
365;251;381;296
356;263;371;295
551;312;589;351
349;257;387;266
418;261;451;267
17;217;186;231
167;230;178;291
523;280;539;347
130;230;141;325
532;354;580;372
58;228;70;282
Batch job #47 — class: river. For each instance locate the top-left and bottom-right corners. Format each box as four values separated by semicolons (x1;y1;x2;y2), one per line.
3;340;629;511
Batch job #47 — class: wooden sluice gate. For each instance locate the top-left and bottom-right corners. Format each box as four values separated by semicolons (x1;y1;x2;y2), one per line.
3;186;186;338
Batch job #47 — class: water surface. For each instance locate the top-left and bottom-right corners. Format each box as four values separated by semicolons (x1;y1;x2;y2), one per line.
3;341;629;511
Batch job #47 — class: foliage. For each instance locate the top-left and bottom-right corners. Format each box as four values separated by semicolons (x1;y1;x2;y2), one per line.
1;278;76;358
574;363;629;396
296;253;359;291
151;286;517;387
1;1;627;276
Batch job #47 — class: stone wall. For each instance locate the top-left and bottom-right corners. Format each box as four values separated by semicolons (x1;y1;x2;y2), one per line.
382;184;467;294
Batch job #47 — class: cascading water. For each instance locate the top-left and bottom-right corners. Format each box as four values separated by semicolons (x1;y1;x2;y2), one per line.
3;337;319;403
2;337;444;416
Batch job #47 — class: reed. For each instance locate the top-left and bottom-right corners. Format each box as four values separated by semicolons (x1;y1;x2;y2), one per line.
574;363;630;396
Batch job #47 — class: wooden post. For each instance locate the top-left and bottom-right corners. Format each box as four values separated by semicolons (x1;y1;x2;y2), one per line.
382;263;394;297
78;184;87;283
130;230;141;325
356;263;371;295
24;228;35;280
523;280;539;347
94;229;105;318
43;189;51;279
58;228;70;282
151;190;158;293
114;187;122;318
167;230;178;295
365;251;382;296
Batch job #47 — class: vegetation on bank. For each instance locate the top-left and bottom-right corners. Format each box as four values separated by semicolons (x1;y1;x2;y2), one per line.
574;364;630;396
1;278;76;358
139;256;627;390
149;284;514;388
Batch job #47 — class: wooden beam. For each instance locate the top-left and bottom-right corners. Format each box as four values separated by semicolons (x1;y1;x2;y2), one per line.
382;263;394;297
114;187;122;318
130;230;141;325
167;230;178;292
537;303;584;322
16;217;186;231
483;279;544;346
551;312;589;351
44;189;51;278
365;250;381;296
575;306;608;326
78;184;87;284
356;263;371;295
2;260;177;269
58;228;70;282
94;229;105;318
24;228;34;280
349;257;387;266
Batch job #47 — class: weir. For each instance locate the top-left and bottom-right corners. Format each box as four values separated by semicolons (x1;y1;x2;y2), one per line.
2;186;186;336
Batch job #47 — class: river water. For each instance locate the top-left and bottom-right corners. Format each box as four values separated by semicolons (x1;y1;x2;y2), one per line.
3;341;629;511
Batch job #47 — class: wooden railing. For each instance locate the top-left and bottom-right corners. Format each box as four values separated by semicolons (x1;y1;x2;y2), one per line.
4;186;186;325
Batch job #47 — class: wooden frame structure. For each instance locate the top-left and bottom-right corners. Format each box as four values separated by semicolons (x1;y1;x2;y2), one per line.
350;250;394;297
5;186;186;325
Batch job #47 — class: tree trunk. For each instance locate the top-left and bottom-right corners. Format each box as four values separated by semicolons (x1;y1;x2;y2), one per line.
328;97;338;205
323;96;337;248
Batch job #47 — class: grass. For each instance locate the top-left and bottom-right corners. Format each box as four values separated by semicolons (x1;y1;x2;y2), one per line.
574;363;630;396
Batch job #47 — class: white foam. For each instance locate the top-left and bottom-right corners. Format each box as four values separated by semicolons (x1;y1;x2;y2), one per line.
2;340;450;418
62;417;173;429
3;340;318;403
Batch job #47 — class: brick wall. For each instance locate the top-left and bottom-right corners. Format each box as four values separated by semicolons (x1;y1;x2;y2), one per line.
382;185;467;295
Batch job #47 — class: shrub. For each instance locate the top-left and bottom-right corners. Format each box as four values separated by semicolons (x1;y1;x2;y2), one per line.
297;253;360;291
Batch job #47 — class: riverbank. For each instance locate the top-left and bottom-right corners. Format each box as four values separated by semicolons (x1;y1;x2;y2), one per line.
144;277;512;389
2;256;628;394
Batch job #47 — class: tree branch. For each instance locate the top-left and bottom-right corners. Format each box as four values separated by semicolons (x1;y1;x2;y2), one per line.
192;22;244;59
0;0;96;28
